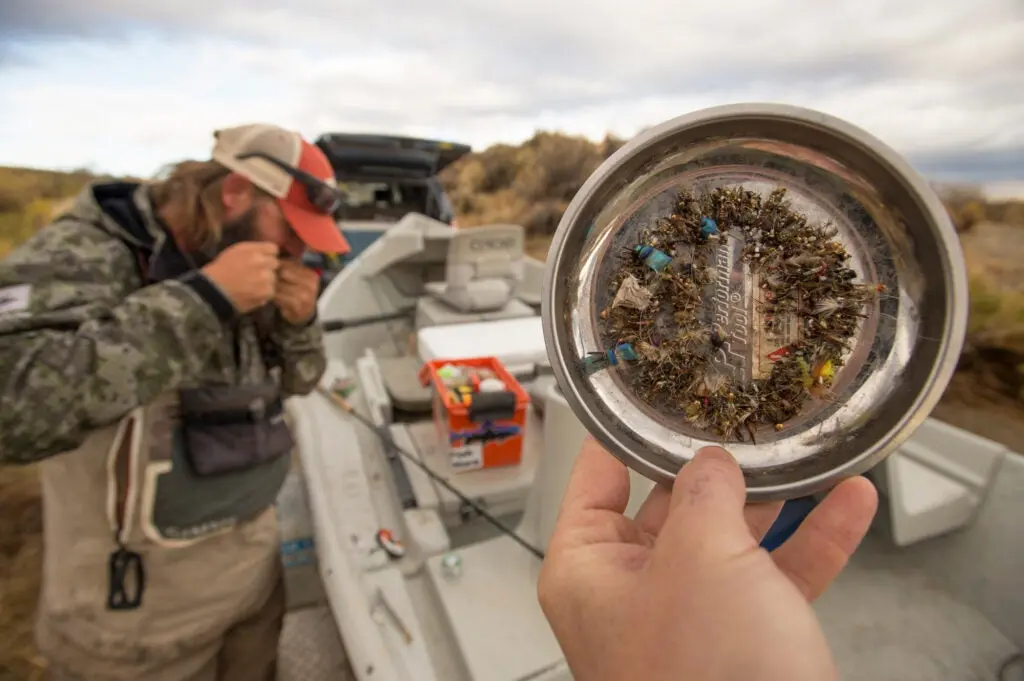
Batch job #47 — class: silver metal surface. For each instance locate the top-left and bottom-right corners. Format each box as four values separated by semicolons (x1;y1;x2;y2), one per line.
541;102;968;501
278;606;355;681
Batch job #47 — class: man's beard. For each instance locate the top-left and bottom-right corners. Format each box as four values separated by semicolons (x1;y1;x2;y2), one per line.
221;208;283;324
219;207;260;249
194;207;260;266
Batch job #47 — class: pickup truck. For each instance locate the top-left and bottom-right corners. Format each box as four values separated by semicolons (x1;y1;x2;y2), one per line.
303;133;472;287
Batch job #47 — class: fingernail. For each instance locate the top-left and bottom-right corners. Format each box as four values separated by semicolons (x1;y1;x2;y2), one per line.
694;445;735;462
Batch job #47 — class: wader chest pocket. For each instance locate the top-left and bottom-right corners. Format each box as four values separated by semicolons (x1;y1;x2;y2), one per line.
179;382;294;477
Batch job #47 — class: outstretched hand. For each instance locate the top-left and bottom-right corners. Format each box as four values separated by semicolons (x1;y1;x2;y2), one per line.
537;438;878;681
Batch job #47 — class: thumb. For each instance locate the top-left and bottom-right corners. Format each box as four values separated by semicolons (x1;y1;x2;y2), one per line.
654;446;758;566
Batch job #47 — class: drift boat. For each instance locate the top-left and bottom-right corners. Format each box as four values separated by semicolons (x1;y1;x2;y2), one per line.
270;210;1023;681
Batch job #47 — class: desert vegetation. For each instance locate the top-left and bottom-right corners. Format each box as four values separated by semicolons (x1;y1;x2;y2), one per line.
0;133;1023;678
0;166;100;260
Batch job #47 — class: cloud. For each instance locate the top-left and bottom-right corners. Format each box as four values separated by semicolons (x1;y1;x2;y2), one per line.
0;0;1021;182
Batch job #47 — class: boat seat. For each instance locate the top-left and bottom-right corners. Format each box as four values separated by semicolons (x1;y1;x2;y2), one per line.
422;223;526;315
415;295;535;329
516;259;545;309
377;356;434;414
870;418;1008;547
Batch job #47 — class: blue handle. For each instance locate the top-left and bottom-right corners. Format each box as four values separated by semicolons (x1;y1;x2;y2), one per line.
759;496;818;552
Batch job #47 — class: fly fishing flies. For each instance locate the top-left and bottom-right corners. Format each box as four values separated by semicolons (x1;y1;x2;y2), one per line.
594;185;883;441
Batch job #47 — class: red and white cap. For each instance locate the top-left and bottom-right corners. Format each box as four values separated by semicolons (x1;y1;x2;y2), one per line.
211;124;350;255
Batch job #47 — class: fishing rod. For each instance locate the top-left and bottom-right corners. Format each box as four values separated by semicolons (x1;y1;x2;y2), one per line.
316;385;547;561
320;306;417;333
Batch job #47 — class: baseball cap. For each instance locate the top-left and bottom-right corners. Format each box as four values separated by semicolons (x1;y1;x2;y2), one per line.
210;124;350;255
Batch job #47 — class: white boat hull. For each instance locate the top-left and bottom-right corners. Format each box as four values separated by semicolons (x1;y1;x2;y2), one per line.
274;213;1022;681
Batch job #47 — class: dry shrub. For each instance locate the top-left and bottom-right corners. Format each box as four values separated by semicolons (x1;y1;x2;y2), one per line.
0;465;46;681
938;185;987;232
946;198;988;232
0;199;60;259
965;261;1024;355
937;184;1024;233
989;200;1024;226
0;187;26;214
525;235;553;261
471;144;522;193
0;167;95;259
512;132;605;202
440;130;627;236
442;147;523;218
453;189;530;228
597;133;627;159
522;199;570;236
949;251;1024;402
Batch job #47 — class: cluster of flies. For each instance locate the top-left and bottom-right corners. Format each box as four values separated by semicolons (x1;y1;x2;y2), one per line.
585;185;885;443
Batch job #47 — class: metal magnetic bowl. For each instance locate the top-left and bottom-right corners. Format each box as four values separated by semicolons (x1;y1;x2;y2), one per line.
541;103;968;502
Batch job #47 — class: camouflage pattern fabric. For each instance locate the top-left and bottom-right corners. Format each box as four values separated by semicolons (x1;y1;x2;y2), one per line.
0;181;328;676
0;183;326;464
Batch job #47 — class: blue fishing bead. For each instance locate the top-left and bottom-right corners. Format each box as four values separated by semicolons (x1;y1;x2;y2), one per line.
647;250;673;271
634;244;672;271
616;343;638;361
701;217;719;239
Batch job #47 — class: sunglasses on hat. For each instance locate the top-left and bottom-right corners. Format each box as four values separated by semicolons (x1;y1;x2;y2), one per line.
236;151;345;216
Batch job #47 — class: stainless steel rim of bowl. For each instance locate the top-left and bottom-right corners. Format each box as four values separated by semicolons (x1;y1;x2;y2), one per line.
541;102;969;501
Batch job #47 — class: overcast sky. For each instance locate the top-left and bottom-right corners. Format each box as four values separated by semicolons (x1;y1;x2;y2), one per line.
1;0;1022;186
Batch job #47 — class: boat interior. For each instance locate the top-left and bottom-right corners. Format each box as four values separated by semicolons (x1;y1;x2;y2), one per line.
278;213;1024;681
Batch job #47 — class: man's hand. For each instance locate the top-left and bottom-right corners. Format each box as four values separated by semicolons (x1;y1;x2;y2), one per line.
537;438;878;681
200;242;280;314
274;259;320;325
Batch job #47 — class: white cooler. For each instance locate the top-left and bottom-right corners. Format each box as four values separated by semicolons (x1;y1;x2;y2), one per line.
416;316;547;373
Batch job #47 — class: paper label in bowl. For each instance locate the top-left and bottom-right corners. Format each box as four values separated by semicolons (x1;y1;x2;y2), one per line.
751;270;802;380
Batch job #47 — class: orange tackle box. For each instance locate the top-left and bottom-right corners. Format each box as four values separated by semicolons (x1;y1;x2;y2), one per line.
418;356;530;473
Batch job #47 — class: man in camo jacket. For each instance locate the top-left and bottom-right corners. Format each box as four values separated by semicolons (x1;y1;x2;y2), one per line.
0;124;350;681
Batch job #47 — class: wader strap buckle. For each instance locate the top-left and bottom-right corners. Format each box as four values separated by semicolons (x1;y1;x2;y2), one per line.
107;546;145;611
